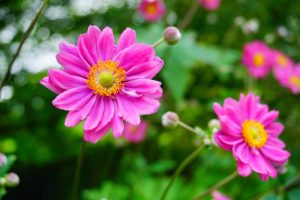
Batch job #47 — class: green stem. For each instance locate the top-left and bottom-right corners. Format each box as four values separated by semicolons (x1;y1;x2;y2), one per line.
159;145;204;200
71;140;86;200
0;0;49;91
152;37;164;48
178;121;198;135
178;0;199;30
193;171;238;200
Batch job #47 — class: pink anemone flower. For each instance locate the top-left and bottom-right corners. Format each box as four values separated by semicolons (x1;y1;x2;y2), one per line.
138;0;166;22
286;65;300;94
212;190;231;200
199;0;221;11
123;121;148;143
41;26;163;143
272;50;293;86
242;41;273;78
213;93;290;181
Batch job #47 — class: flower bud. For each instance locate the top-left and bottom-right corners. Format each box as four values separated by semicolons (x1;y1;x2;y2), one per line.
163;26;181;45
5;173;20;187
162;112;179;127
208;119;220;130
0;153;7;167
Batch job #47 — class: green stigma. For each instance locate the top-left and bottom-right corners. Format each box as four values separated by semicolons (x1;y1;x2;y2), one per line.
99;71;114;88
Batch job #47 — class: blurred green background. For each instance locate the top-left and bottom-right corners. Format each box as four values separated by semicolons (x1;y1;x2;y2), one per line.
0;0;300;199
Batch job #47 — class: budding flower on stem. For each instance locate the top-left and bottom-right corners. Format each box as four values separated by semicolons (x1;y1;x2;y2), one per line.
162;111;179;127
163;26;181;45
208;119;220;131
0;153;7;168
5;173;20;187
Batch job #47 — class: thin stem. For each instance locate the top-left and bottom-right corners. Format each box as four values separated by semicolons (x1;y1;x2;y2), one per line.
159;145;204;200
178;121;198;135
152;37;164;48
71;140;86;200
0;0;48;91
178;0;199;30
193;171;238;200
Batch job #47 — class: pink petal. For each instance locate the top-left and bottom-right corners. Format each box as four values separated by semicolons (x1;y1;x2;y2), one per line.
213;103;224;117
116;95;140;125
260;145;290;163
77;33;98;66
65;95;97;127
125;79;162;98
40;77;63;94
260;111;279;127
219;116;242;136
52;86;93;111
48;69;86;91
114;43;155;71
213;131;232;151
111;102;124;138
84;122;111;143
131;96;161;115
266;137;286;149
237;161;252;177
56;42;89;77
97;27;115;61
265;122;284;137
233;142;250;163
84;96;104;130
116;28;136;53
125;56;164;80
93;98;114;132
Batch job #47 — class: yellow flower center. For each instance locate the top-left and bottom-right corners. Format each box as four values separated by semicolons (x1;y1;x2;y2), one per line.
277;55;288;67
289;76;300;89
146;2;158;15
86;60;126;96
253;53;265;67
242;120;268;148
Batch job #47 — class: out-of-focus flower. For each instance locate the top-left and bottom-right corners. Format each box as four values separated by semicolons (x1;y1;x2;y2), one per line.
123;121;148;143
162;111;179;127
0;153;7;167
212;190;231;200
241;41;273;78
163;26;181;45
213;93;290;181
242;19;259;35
5;173;20;187
277;26;289;38
41;26;164;143
138;0;166;22
272;50;293;86
208;119;220;130
286;65;300;94
199;0;221;11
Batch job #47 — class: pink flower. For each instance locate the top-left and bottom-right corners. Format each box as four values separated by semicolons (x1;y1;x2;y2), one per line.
213;93;290;181
286;65;300;94
242;41;273;78
138;0;166;22
123;121;148;143
212;190;231;200
199;0;221;11
41;26;163;143
272;50;293;86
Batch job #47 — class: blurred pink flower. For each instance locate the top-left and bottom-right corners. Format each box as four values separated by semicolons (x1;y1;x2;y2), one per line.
272;50;293;86
138;0;166;22
242;41;273;78
213;93;290;181
212;190;231;200
199;0;221;11
41;26;163;143
123;121;148;143
286;65;300;94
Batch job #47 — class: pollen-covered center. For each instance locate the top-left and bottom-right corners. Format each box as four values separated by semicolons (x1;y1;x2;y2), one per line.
289;76;300;89
242;120;268;148
86;60;126;96
277;55;288;67
146;2;158;14
253;53;265;67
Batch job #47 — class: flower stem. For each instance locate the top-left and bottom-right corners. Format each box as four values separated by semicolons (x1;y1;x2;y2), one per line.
152;37;164;48
178;0;199;30
193;171;238;200
159;145;204;200
178;121;198;135
0;0;49;91
71;140;86;200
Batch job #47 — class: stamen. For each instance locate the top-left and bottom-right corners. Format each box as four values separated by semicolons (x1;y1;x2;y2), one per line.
242;120;267;148
253;53;264;67
289;76;300;89
277;55;288;67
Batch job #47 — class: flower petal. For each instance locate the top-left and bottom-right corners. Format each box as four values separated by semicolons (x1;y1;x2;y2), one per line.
125;79;162;98
84;96;104;130
40;77;63;94
97;27;115;61
84;122;111;143
265;122;284;137
116;95;140;125
260;145;290;163
116;28;136;53
237;161;252;177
